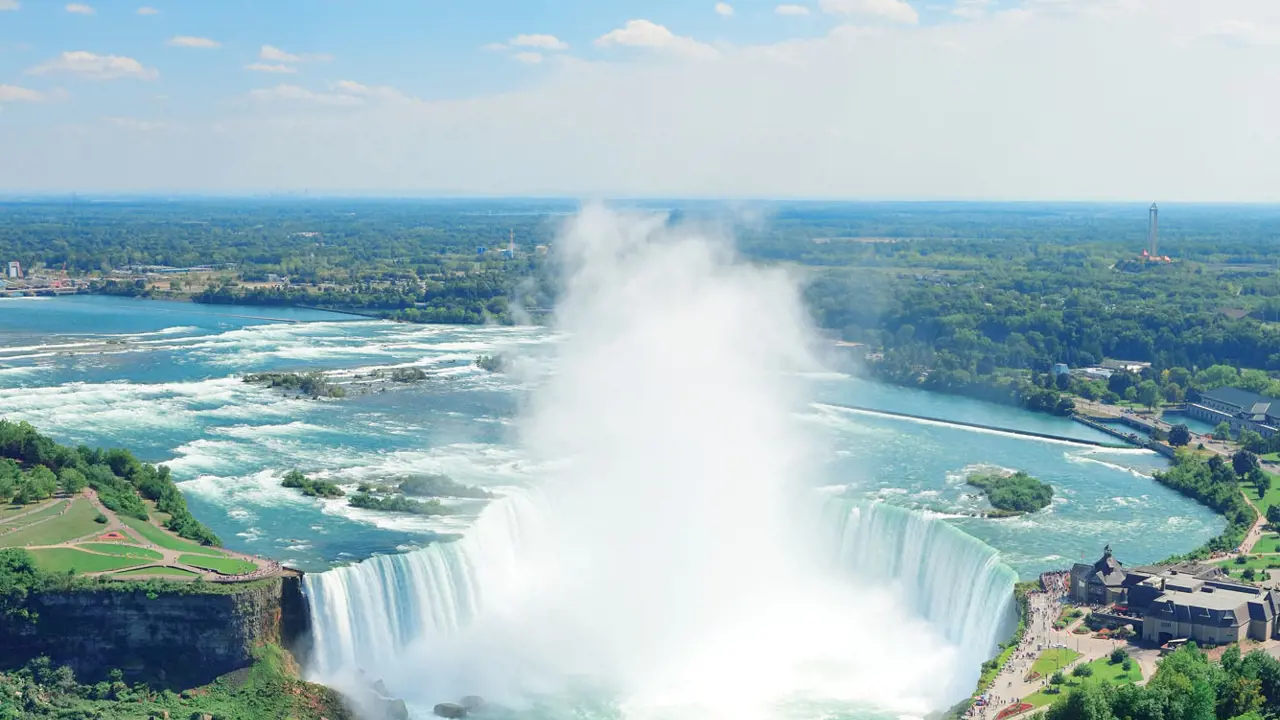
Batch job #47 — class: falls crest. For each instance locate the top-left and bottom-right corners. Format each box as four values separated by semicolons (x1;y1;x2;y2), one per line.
828;500;1019;660
305;493;1018;701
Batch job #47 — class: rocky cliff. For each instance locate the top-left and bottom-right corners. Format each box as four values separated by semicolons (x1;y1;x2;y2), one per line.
0;576;311;688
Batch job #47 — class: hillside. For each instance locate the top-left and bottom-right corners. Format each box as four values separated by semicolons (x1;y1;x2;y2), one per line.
0;420;270;581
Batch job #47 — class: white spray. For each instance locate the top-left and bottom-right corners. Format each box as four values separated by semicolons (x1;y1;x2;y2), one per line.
311;206;981;719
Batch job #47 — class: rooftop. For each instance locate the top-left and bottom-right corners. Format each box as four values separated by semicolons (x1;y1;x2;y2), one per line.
1200;387;1273;413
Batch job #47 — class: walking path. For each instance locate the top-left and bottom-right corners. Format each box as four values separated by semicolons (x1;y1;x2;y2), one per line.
967;574;1160;720
6;488;281;583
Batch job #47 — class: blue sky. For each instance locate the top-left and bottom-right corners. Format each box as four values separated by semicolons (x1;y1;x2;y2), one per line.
1;0;1279;200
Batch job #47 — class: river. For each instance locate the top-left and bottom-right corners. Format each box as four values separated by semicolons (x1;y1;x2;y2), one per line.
0;295;1219;577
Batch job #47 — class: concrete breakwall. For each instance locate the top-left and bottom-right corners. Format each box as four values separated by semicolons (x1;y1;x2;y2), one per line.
1071;415;1176;457
821;403;1116;447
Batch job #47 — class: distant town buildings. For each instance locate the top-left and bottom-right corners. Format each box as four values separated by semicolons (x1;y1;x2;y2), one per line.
1071;546;1280;645
1187;387;1280;438
1052;363;1070;376
1101;359;1152;374
6;261;20;279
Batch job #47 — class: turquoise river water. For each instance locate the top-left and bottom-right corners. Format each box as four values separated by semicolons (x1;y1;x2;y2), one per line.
0;295;1221;720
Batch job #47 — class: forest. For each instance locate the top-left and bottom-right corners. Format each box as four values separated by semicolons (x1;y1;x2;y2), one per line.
1047;643;1280;720
8;200;1280;388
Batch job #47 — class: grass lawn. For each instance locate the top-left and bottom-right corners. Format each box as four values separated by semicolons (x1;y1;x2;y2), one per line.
180;554;258;576
0;499;105;547
143;499;173;526
111;566;200;579
1023;656;1142;708
1216;555;1280;574
0;499;57;523
1056;606;1083;626
121;515;226;556
28;548;146;574
1032;648;1081;677
0;500;68;530
1246;478;1280;518
1254;534;1280;554
1261;453;1280;463
76;542;164;561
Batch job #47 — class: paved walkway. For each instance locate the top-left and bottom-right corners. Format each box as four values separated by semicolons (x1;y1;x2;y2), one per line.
968;579;1161;720
9;488;281;582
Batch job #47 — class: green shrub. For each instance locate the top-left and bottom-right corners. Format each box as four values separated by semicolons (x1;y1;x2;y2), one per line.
93;513;107;524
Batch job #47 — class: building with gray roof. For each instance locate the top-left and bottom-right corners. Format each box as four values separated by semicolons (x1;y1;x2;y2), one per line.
1187;387;1280;438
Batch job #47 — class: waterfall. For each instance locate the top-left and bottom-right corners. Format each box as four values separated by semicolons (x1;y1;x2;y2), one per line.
829;500;1019;663
306;493;1019;694
305;490;542;678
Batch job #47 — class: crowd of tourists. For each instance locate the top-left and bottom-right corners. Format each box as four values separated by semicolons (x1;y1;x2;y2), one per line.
964;574;1071;720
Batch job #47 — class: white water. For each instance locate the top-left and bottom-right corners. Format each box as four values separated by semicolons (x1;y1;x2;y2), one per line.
302;206;1019;719
306;494;1017;715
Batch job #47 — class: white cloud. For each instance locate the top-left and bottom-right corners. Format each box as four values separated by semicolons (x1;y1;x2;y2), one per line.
329;80;414;103
0;0;20;11
248;83;364;106
168;36;221;48
65;3;93;14
820;0;918;23
104;116;165;131
715;3;735;16
261;45;300;63
776;4;812;15
511;34;568;51
951;0;989;19
595;19;719;59
0;84;58;102
8;0;1280;202
514;51;544;64
481;42;508;52
260;45;332;64
245;62;298;74
27;51;158;80
136;6;158;15
1205;19;1280;47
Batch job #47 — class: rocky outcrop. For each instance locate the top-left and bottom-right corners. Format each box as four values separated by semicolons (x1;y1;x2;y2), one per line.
0;578;294;688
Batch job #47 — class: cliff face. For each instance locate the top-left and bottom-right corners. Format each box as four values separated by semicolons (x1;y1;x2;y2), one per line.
0;578;306;688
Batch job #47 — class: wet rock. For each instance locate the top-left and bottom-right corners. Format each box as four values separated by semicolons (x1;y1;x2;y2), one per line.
434;702;468;718
460;696;485;711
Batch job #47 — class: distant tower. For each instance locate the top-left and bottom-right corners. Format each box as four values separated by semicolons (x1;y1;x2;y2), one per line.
508;229;515;255
1148;203;1159;257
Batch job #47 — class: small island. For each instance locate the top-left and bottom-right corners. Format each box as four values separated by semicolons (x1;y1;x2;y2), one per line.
398;473;496;500
281;469;346;498
967;470;1054;517
348;493;452;516
243;371;346;399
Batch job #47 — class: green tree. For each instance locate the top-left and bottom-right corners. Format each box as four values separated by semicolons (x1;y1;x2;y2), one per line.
1138;380;1161;409
1239;369;1273;394
1235;451;1261;478
1199;365;1241;389
1215;422;1234;441
14;466;57;504
1169;424;1192;447
1251;468;1272;497
1240;429;1265;450
56;467;86;495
